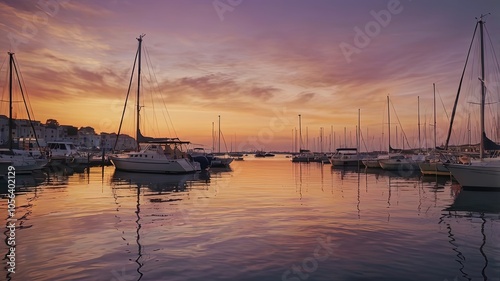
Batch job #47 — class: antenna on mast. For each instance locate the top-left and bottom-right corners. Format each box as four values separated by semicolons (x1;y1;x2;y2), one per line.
476;13;490;21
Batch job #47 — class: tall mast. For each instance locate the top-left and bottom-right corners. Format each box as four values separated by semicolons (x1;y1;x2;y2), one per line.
479;16;486;159
298;114;302;152
357;109;360;155
433;83;437;149
218;115;221;153
320;127;323;153
8;52;13;150
387;95;391;153
467;113;471;146
136;34;144;150
417;95;421;151
212;121;215;151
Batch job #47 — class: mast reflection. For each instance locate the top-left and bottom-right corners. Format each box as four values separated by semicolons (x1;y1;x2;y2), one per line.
441;188;500;280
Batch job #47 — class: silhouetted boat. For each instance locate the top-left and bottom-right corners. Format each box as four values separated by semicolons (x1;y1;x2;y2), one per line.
0;52;48;174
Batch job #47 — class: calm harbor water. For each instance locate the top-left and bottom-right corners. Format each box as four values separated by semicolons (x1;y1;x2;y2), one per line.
1;155;499;281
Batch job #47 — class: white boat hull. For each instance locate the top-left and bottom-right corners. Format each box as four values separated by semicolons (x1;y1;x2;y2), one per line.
362;159;380;168
1;155;47;174
379;159;419;172
419;162;450;176
447;162;500;189
109;156;197;174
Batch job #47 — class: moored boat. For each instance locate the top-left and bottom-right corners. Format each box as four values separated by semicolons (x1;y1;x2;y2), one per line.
0;52;48;173
46;141;90;167
110;141;199;174
418;161;450;176
330;148;362;166
446;159;500;190
109;35;199;174
362;158;381;168
443;15;500;190
291;149;315;163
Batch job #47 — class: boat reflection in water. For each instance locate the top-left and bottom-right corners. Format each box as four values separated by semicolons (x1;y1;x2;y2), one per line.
0;170;47;193
362;166;421;181
109;169;212;281
445;188;500;214
420;174;452;190
111;170;210;192
440;188;500;280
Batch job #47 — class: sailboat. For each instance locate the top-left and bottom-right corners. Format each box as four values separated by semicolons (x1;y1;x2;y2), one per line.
445;15;500;190
331;109;363;166
292;114;314;162
378;96;420;171
109;35;199;174
418;84;451;176
0;52;48;174
209;115;233;168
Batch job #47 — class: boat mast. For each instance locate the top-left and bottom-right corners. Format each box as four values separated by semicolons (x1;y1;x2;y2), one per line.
320;127;323;153
387;95;391;153
8;52;13;150
357;108;360;156
212;122;215;151
298;114;302;152
479;15;486;159
433;83;437;150
136;34;145;151
218;115;221;154
467;113;471;146
417;95;421;152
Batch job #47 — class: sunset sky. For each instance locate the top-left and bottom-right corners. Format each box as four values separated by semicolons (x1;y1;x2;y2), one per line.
0;0;499;152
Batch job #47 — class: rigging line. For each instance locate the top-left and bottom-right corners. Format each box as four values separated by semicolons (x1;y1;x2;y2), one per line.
435;85;449;121
147;49;166;138
142;46;157;137
12;55;42;150
146;45;167;137
445;22;478;150
484;26;500;135
359;127;369;152
151;61;177;138
458;40;481;144
219;128;230;153
159;80;178;138
484;25;500;84
144;44;177;138
12;55;36;120
0;57;9;113
0;55;6;75
142;45;159;134
114;44;139;151
142;45;159;137
389;98;412;149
